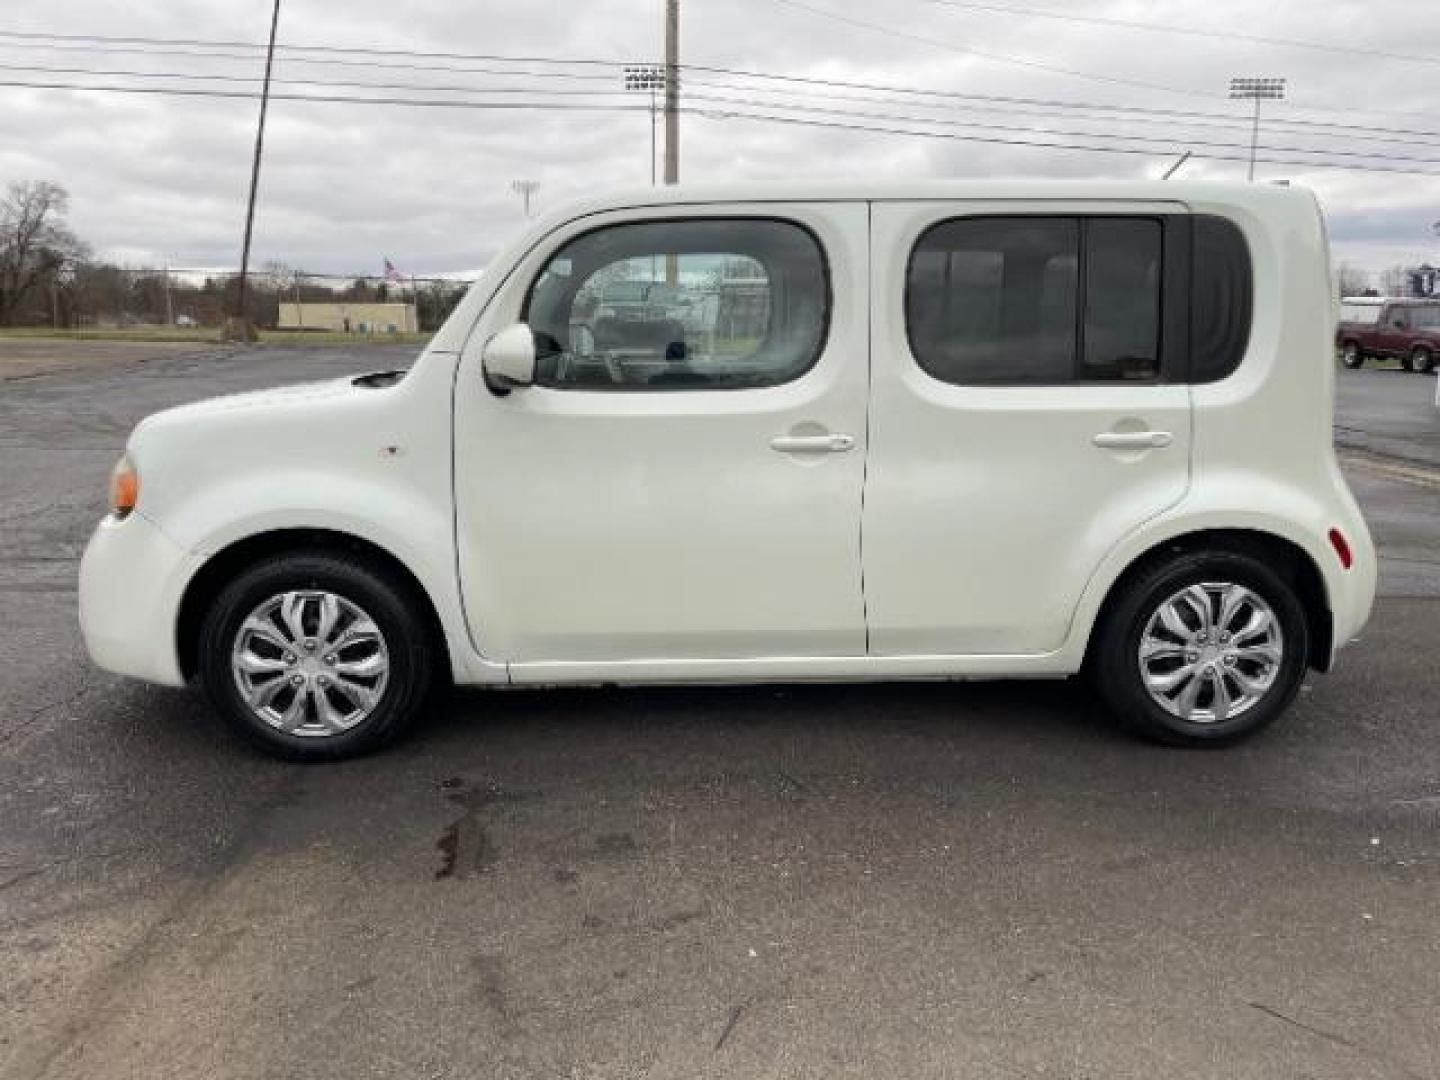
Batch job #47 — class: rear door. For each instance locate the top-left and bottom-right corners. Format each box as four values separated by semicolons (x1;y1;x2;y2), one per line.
864;201;1193;656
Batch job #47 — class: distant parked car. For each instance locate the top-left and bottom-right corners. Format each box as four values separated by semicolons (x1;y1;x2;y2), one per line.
1336;297;1440;373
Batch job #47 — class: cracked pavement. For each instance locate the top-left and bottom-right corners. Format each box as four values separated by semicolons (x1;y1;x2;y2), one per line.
1;346;1437;1079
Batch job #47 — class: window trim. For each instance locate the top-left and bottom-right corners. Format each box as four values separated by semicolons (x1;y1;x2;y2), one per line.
903;212;1189;388
519;214;834;393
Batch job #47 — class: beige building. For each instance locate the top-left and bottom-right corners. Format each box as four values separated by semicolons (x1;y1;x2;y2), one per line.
278;302;418;334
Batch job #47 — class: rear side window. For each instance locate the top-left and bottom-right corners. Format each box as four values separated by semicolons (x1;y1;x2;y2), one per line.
1190;215;1253;383
523;218;829;391
906;216;1162;385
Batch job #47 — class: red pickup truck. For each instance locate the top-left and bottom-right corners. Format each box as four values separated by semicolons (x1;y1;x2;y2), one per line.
1336;298;1440;373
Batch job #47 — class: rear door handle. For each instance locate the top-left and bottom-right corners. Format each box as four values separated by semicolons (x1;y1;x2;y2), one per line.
1092;430;1173;450
770;433;856;454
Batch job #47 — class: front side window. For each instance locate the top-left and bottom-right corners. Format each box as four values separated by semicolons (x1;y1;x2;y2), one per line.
523;218;828;390
906;216;1161;385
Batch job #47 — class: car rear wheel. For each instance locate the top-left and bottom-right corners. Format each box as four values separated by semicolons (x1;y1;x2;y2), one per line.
198;551;436;760
1340;341;1364;368
1091;550;1309;747
1408;346;1435;374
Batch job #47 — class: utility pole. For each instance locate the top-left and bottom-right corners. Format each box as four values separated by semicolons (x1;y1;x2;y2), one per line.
163;262;175;325
511;179;540;218
1228;77;1285;182
664;0;679;186
232;0;282;341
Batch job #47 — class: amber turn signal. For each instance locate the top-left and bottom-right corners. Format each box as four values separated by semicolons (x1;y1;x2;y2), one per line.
109;454;140;517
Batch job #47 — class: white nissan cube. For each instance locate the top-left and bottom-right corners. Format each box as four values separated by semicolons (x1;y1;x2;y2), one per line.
79;181;1376;760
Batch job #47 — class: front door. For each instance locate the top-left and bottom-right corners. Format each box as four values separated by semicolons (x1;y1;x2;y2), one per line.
454;204;869;667
864;201;1194;656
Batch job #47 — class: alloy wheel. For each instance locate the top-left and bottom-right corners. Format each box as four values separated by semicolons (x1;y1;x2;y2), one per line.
230;590;390;737
1137;582;1284;724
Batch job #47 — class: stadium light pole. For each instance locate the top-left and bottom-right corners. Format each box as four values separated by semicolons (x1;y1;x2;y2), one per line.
232;0;282;341
511;179;540;218
624;65;665;185
1229;77;1285;181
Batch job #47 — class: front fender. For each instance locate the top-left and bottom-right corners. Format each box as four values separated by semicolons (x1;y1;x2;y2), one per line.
163;473;503;686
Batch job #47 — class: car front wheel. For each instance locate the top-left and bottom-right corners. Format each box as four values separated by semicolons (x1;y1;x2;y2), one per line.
1340;342;1364;368
1091;550;1309;747
1408;346;1435;374
198;551;436;760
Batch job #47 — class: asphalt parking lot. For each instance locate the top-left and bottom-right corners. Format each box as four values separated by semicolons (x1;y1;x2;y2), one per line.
2;345;1437;1080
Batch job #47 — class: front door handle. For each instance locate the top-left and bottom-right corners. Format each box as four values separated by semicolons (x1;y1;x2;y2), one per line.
770;432;856;454
1092;430;1174;450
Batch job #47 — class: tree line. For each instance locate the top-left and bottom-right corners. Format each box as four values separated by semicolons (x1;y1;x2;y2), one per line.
0;179;469;332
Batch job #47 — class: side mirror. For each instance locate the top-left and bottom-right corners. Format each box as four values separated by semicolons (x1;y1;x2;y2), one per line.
481;323;536;389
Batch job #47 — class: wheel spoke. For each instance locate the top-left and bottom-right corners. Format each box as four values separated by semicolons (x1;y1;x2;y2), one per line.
315;593;342;645
1216;584;1250;635
1175;666;1205;718
279;592;308;644
1234;641;1282;666
1210;668;1233;723
236;650;288;675
276;686;309;731
1140;636;1187;661
245;674;289;710
334;651;386;679
1181;586;1215;633
1232;606;1273;643
241;617;292;653
329;617;381;653
331;673;378;712
1145;662;1198;693
312;687;349;733
1158;602;1194;641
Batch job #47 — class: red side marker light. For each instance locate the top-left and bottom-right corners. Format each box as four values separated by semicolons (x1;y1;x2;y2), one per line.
1328;528;1353;570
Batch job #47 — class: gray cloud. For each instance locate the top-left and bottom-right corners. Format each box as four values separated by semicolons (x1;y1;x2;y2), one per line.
2;0;1438;283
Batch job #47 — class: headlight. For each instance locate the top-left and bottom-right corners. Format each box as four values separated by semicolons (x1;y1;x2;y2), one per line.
108;453;140;518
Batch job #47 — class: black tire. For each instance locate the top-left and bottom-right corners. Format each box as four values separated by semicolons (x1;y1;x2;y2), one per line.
1408;346;1435;374
198;551;437;761
1340;341;1364;369
1090;550;1309;748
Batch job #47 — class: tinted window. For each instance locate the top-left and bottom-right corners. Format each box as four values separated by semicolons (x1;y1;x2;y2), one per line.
906;216;1161;385
524;219;827;390
1412;306;1440;329
1084;218;1162;380
1190;215;1252;383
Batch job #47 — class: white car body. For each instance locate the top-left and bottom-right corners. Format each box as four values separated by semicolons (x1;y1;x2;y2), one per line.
80;180;1375;718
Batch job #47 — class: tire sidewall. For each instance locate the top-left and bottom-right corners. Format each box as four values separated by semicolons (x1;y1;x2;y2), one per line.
1096;551;1309;746
198;554;433;760
1341;343;1362;368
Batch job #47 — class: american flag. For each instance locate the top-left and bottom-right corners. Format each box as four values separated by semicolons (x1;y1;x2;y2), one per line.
383;257;403;283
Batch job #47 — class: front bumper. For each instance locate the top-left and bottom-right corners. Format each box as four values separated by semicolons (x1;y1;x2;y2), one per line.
78;512;200;687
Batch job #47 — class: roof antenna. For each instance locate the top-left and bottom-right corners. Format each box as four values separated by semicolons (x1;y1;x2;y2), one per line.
1161;151;1192;180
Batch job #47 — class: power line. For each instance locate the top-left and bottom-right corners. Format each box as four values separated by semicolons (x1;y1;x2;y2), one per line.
691;107;1440;177
9;52;1440;152
4;24;1440;130
680;91;1440;168
768;0;1217;100
8;74;1440;176
919;0;1440;68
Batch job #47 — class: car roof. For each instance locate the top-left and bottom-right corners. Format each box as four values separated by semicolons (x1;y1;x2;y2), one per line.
538;179;1316;220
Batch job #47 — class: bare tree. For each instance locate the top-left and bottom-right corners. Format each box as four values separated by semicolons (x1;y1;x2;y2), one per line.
1335;261;1371;298
0;180;89;326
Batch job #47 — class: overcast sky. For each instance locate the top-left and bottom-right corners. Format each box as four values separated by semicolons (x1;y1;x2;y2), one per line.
1;0;1437;283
